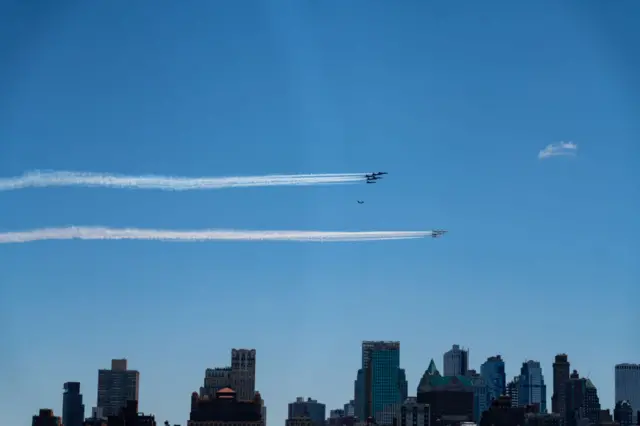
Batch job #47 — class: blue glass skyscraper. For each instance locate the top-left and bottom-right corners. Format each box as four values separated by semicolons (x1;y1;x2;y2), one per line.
480;355;506;403
518;360;547;412
354;341;407;424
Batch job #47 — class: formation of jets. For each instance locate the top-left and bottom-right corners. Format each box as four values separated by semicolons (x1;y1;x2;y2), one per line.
365;171;388;184
357;171;449;239
432;229;447;238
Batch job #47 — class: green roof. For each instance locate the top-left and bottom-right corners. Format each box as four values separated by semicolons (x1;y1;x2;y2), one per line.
426;359;439;376
417;359;472;392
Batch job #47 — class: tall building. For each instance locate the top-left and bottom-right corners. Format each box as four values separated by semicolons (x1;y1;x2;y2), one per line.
343;401;355;417
288;397;326;426
480;355;506;404
417;359;474;424
443;344;469;377
564;370;600;426
506;377;520;408
615;363;640;423
551;354;570;415
355;341;407;424
33;409;62;426
97;359;140;418
518;361;547;413
201;367;232;397
63;382;85;426
231;349;256;401
468;369;489;422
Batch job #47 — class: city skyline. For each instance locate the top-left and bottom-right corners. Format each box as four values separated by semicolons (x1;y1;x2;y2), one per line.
3;1;638;426
27;349;637;425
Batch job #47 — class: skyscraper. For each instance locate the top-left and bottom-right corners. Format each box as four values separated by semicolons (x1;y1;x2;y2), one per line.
62;382;85;426
518;360;546;412
480;355;505;404
97;359;140;417
615;363;640;423
231;349;256;401
355;341;407;424
468;370;489;422
564;370;601;426
443;344;469;377
552;354;570;415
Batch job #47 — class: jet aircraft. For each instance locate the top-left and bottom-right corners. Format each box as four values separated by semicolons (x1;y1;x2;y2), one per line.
365;172;388;180
432;229;448;238
357;200;364;204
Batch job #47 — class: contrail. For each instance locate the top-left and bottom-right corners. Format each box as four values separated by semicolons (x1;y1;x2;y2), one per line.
0;170;370;192
0;226;435;244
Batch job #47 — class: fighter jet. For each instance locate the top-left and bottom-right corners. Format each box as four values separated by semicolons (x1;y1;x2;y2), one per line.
432;229;448;238
357;200;364;204
365;172;388;180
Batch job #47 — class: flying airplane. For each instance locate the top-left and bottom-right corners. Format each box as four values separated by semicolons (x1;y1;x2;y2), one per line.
432;229;448;238
365;172;388;180
357;200;364;204
366;179;376;184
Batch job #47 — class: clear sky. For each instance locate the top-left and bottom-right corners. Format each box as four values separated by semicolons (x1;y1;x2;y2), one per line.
1;1;638;425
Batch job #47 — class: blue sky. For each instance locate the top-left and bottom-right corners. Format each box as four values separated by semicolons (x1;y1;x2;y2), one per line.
0;1;638;424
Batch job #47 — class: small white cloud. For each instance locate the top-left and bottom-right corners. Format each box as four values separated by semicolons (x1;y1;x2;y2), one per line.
538;141;578;159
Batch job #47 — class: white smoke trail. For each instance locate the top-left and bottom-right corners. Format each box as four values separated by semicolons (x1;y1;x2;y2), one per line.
0;170;369;191
0;227;435;244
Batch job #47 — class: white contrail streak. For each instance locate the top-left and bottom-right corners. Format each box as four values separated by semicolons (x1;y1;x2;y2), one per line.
0;170;369;191
0;227;435;244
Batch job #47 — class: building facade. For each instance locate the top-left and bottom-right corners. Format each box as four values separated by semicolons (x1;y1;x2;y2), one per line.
551;354;570;416
63;381;85;426
188;387;263;426
355;341;407;424
564;370;601;426
518;361;546;413
288;397;326;426
395;397;430;426
97;359;140;418
468;370;488;422
417;359;474;425
443;345;469;377
231;349;256;402
506;377;520;408
480;356;506;404
615;363;640;423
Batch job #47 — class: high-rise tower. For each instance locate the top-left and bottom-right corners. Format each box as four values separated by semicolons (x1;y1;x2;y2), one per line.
231;348;256;401
443;344;469;377
97;359;140;417
552;354;570;415
615;364;640;423
354;341;407;424
62;382;85;426
518;361;546;412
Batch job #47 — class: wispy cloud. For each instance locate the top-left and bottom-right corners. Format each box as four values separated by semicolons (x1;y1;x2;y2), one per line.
0;226;436;244
538;141;578;159
0;170;370;192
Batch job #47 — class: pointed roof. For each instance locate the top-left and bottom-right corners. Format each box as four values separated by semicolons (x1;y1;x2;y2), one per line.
426;359;440;376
